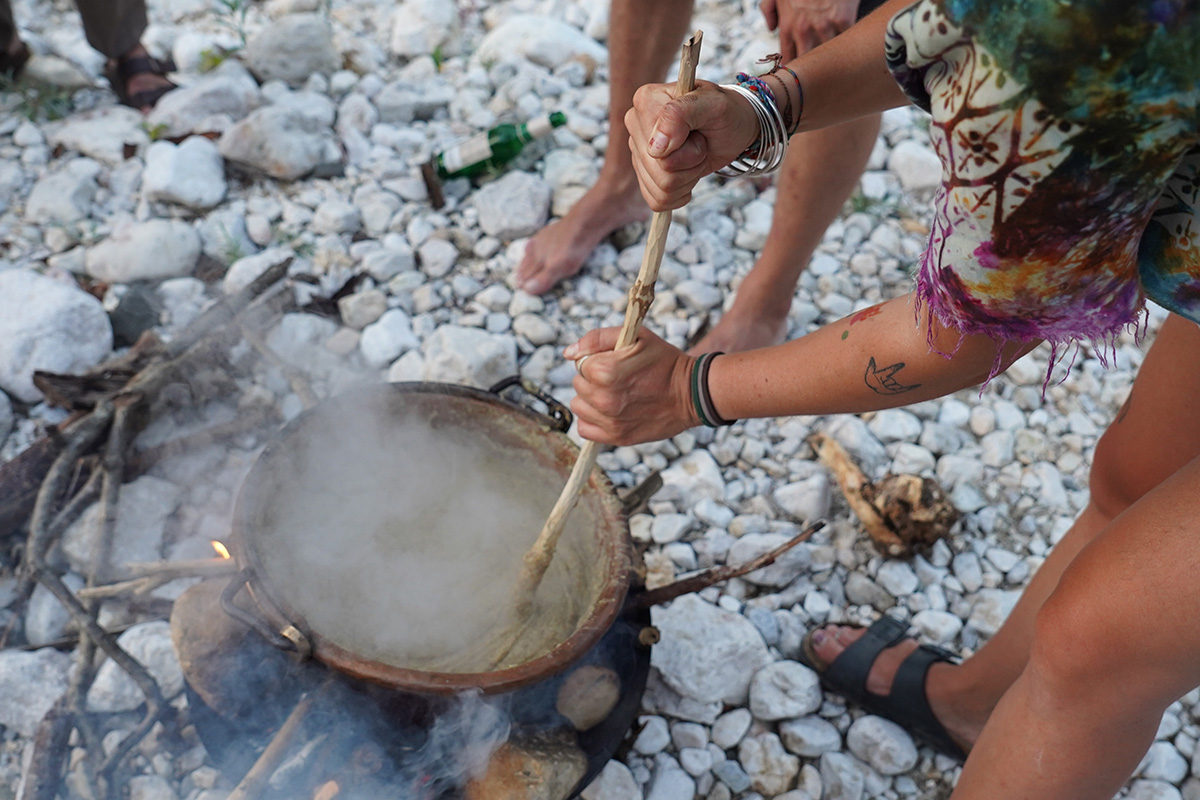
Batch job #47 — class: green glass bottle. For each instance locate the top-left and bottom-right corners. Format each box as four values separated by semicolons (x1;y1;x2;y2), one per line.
435;111;568;180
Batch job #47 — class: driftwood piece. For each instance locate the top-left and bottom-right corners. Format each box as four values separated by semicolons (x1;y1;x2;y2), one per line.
634;520;825;609
810;432;959;557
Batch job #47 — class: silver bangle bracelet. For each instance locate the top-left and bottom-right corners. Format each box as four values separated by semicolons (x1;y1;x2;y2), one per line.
716;83;789;178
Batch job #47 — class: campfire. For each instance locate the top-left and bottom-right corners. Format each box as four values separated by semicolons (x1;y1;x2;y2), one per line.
0;261;819;799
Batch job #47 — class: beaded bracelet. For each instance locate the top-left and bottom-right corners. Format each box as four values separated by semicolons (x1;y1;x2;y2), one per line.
716;81;788;177
690;352;734;428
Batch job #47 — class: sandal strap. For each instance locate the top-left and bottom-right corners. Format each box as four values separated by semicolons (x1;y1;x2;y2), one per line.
818;616;967;760
115;54;176;82
821;616;908;699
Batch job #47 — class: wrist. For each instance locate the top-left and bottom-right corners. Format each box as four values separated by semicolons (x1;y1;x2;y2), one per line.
690;352;735;428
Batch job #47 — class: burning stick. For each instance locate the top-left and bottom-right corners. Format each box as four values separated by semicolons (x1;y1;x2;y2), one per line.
496;32;704;667
228;681;330;800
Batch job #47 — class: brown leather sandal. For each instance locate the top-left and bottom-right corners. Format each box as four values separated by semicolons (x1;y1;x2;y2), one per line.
104;53;177;111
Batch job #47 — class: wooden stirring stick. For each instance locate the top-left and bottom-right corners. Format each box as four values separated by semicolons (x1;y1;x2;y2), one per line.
511;31;704;622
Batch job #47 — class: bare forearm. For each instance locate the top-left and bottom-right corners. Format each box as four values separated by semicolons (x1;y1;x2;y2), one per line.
706;295;1038;420
772;0;917;132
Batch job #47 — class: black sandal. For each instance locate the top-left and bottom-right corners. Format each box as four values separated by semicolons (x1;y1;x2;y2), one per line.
1;39;31;81
104;53;177;111
801;616;969;761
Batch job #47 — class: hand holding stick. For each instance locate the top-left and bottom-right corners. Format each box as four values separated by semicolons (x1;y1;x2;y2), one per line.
488;33;704;667
512;32;704;616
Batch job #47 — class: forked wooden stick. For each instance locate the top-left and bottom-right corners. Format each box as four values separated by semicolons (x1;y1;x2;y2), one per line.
511;32;704;622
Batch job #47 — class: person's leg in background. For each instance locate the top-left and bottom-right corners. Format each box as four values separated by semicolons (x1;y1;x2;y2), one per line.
516;0;695;295
74;0;175;111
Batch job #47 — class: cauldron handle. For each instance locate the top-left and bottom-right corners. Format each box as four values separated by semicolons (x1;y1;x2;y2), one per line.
220;568;313;658
488;376;573;432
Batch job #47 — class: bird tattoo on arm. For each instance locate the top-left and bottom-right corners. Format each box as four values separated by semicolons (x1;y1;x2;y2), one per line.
864;357;920;395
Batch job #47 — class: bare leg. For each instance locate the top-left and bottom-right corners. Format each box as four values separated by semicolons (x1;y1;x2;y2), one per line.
690;113;881;354
515;0;693;294
808;313;1200;754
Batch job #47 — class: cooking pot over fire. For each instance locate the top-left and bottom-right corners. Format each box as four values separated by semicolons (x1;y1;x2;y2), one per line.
225;380;634;695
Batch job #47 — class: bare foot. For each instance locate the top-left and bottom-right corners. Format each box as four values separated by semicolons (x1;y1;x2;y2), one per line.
808;624;982;753
515;175;648;294
688;305;789;355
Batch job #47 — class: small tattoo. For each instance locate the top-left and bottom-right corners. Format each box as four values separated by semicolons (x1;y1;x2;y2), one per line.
849;306;884;326
865;357;921;395
841;330;849;340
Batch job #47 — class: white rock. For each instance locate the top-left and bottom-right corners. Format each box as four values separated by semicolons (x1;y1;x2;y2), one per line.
421;325;518;387
581;760;643;800
390;0;459;57
363;244;415;280
24;157;100;224
0;269;113;402
418;237;459;278
712;708;753;750
748;661;822;721
650;594;771;706
360;308;419;368
952;551;984;593
819;752;865;800
967;588;1021;638
651;514;694;544
245;14;339;86
222;248;291;295
780;716;843;757
911;610;963;644
634;716;671;755
62;476;182;575
511;313;558;346
772;474;830;523
868;408;923;442
661;449;726;502
338;289;387;330
645;757;695;800
739;733;800;796
1139;742;1190;784
1128;780;1184;800
0;649;72;736
674;280;723;312
474;15;607;71
888;140;942;192
846;716;919;775
472;171;553;240
86;219;201;283
46;106;148;165
311;199;361;234
24;574;84;647
219;106;340;180
142;137;227;210
146;60;262;138
875;560;920;597
88;621;184;712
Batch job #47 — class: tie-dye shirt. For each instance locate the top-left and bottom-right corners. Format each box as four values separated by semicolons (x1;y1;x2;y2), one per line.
883;0;1200;362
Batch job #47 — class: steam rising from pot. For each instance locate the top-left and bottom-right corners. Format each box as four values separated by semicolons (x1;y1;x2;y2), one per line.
239;388;606;673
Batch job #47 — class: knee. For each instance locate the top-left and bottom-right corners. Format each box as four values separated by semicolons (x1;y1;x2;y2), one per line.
1026;576;1170;713
1088;417;1150;520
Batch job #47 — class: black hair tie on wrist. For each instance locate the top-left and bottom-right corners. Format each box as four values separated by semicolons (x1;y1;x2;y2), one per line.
690;352;734;428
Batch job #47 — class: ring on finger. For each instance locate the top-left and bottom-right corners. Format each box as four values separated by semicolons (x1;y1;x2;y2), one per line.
575;353;592;378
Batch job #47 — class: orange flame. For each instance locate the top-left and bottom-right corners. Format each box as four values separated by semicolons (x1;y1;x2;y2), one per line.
211;540;232;560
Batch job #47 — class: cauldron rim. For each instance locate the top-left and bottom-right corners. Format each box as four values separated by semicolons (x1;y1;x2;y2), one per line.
230;381;634;695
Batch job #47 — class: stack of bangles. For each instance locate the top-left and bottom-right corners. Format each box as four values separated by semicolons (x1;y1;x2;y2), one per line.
691;352;735;428
717;70;794;177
